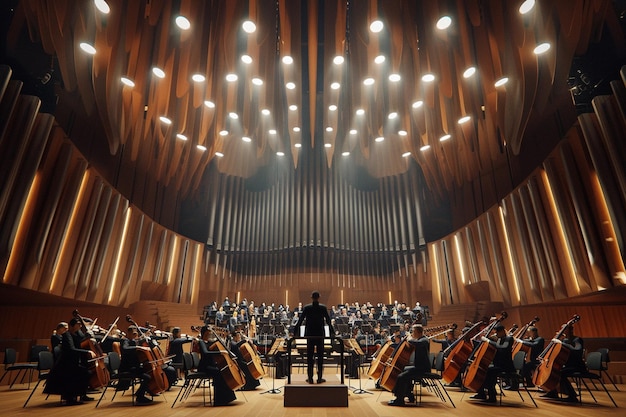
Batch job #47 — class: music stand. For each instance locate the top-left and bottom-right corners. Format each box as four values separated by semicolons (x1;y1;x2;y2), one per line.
261;337;285;394
344;338;372;394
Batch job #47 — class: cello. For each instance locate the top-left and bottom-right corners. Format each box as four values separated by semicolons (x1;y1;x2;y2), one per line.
125;315;170;395
462;311;508;392
236;331;266;380
205;327;246;391
512;316;540;360
532;315;580;391
379;335;416;391
72;310;110;389
441;319;486;384
367;339;394;380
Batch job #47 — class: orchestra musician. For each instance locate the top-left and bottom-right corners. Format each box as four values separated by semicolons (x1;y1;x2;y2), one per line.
50;322;68;351
196;325;237;406
519;326;545;387
388;324;431;406
44;318;93;405
168;327;193;367
119;325;154;404
294;290;334;384
539;324;584;402
230;332;261;391
469;324;515;403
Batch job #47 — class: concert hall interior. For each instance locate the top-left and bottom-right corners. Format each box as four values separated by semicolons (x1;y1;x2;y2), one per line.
1;0;625;415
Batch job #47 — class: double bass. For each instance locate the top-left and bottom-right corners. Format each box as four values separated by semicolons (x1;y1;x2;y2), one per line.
532;315;580;391
462;312;508;392
367;339;394;380
72;310;110;389
126;315;170;395
379;335;415;391
441;319;486;384
512;316;540;360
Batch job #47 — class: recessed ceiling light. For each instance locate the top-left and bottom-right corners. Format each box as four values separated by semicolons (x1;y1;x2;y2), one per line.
79;42;97;55
120;77;135;87
398;130;407;136
326;127;333;132
242;136;252;142
289;105;298;111
261;109;270;115
333;56;344;65
463;66;476;78
402;151;411;157
420;145;431;152
219;130;229;136
242;20;256;33
175;15;191;30
293;127;301;132
375;136;384;142
94;0;110;14
204;100;215;108
375;55;386;64
215;151;224;157
229;112;239;119
268;129;277;135
197;145;207;151
324;143;332;148
422;73;435;82
389;73;401;82
252;77;263;86
276;151;285;156
176;133;187;141
294;143;302;148
458;115;471;124
356;109;365;115
342;151;350;156
388;112;398;120
349;129;357;135
439;134;451;142
436;16;452;30
363;77;375;86
495;77;509;87
152;67;165;78
370;20;383;33
412;100;424;109
330;82;340;90
329;105;337;111
226;73;238;82
286;82;296;89
159;116;172;124
533;42;551;55
192;73;205;82
282;56;293;65
519;0;536;14
241;55;253;64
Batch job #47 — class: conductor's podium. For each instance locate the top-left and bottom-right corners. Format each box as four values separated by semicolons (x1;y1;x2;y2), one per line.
283;374;348;407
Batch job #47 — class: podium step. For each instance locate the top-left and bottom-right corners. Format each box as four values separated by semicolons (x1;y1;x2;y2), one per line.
284;374;348;407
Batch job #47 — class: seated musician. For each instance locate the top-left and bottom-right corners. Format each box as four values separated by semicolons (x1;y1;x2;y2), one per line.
44;318;93;405
519;326;544;387
388;324;431;406
197;325;237;406
470;324;515;403
230;332;261;390
168;327;193;367
119;325;153;404
50;321;68;352
540;324;584;402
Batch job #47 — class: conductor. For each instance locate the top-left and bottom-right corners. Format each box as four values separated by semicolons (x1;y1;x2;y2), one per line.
295;291;334;384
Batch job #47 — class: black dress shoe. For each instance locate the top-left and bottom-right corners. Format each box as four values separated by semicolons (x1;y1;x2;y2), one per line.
540;391;559;399
388;398;405;406
80;395;94;401
317;378;326;383
563;396;578;403
485;396;497;403
135;395;153;404
306;378;314;384
470;392;487;400
407;393;416;403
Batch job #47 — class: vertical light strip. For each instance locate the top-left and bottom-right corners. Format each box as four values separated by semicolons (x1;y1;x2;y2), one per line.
388;291;392;305
167;236;179;285
50;170;91;292
498;205;521;303
4;173;41;283
541;170;581;293
191;243;202;303
108;206;132;303
340;289;344;305
285;290;289;307
453;234;466;284
431;244;441;305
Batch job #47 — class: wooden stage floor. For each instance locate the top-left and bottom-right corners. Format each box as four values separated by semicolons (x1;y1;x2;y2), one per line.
2;373;622;417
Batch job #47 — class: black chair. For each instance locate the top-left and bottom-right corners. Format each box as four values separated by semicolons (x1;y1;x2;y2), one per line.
96;351;143;407
0;348;38;388
171;352;213;407
411;351;456;408
596;348;619;391
496;350;537;407
23;351;54;407
568;351;618;407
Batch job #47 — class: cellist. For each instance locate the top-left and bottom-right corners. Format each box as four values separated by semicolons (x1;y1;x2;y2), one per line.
469;324;514;403
518;326;545;387
197;325;237;406
119;325;155;404
387;324;431;406
229;331;261;391
539;323;584;402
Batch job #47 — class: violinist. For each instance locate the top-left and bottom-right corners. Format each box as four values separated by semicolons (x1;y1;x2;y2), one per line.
44;318;93;405
539;324;584;402
387;324;431;406
168;327;193;367
519;326;545;387
197;325;237;406
119;325;154;404
230;332;261;391
469;324;514;403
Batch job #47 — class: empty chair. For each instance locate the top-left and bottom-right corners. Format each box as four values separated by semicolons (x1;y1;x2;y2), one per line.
23;351;54;407
171;351;213;408
411;351;456;408
0;348;38;388
568;351;618;407
96;351;142;407
596;348;619;391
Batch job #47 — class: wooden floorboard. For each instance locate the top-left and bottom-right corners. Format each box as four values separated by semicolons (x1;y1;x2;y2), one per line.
3;373;623;417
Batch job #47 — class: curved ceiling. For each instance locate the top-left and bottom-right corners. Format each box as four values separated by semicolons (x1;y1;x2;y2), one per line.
6;0;622;207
